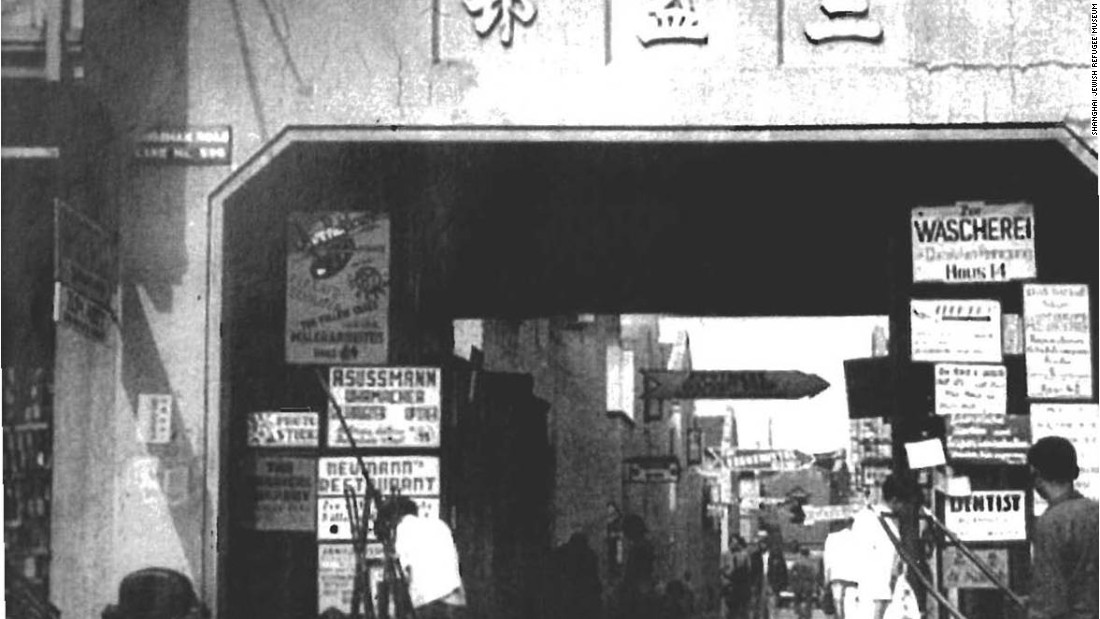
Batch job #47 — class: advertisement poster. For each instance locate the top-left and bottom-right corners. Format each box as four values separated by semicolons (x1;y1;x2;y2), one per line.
911;299;1001;363
317;455;440;541
247;410;319;447
1024;284;1093;399
247;456;316;531
944;491;1026;541
327;367;441;448
941;547;1009;589
318;496;439;541
911;202;1036;283
945;414;1029;464
285;212;389;365
1030;403;1100;514
934;364;1007;418
317;543;356;614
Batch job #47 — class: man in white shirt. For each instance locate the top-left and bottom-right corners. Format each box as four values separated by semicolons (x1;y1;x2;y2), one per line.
389;497;466;619
848;474;921;619
822;518;859;619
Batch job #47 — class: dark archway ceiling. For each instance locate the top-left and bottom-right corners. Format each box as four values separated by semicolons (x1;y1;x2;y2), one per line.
227;137;1098;319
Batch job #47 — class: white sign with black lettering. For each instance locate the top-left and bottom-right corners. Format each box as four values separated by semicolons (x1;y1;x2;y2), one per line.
327;367;441;448
1030;403;1100;515
911;300;1002;363
911;202;1036;283
317;496;439;541
247;410;318;447
317;456;440;498
934;364;1007;419
1024;284;1093;399
317;543;356;614
944;491;1026;541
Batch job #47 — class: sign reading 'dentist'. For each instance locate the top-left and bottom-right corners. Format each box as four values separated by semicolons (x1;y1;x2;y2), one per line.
285;212;389;366
1024;284;1093;400
944;491;1026;541
911;300;1002;363
911;202;1035;283
327;367;441;448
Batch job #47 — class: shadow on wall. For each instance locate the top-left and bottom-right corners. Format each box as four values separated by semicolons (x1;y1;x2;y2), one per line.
119;281;206;580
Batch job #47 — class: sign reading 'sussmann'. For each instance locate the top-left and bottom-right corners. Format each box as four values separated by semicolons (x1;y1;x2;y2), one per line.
327;367;441;448
285;212;389;365
911;201;1036;284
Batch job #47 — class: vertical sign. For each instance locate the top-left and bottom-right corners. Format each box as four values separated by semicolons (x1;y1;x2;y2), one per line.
911;300;1002;363
247;456;317;531
327;367;441;448
317;543;356;614
136;394;173;444
944;491;1026;541
911;202;1036;283
285;212;389;365
1024;284;1093;399
1030;403;1100;514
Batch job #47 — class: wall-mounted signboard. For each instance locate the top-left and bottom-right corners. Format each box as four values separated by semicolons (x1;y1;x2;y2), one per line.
247;410;319;447
941;547;1009;589
134;126;232;165
944;491;1026;541
316;455;440;541
317;543;356;614
911;201;1035;284
1031;403;1100;514
911;299;1001;363
625;456;681;483
1024;284;1093;400
285;212;389;365
934;364;1006;418
327;367;441;448
247;456;317;531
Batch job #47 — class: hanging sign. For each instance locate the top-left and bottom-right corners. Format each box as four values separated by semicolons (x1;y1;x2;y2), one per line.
317;543;356;614
1024;284;1093;399
911;299;1001;363
247;456;317;531
625;456;681;483
285;212;389;366
911;201;1036;283
55;200;118;308
934;364;1006;418
246;410;319;447
802;503;862;524
941;547;1009;589
53;282;110;342
1030;403;1100;514
327;367;441;448
944;491;1026;541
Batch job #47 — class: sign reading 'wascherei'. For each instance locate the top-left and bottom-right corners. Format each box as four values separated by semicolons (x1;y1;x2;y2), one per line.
911;202;1035;283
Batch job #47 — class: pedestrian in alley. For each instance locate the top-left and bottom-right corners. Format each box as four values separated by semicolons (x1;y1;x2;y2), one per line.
388;497;467;619
548;532;602;619
617;514;659;619
788;543;820;619
822;518;859;619
722;536;754;619
1026;436;1099;619
848;474;923;619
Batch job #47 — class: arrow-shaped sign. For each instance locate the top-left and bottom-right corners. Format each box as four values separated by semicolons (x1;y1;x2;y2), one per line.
725;449;816;471
641;370;830;400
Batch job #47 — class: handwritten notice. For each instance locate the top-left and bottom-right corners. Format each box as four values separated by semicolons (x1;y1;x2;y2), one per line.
911;300;1002;363
247;410;319;447
248;457;316;531
1024;284;1093;399
317;543;356;614
942;547;1009;589
911;202;1036;284
935;364;1006;418
285;212;389;365
945;491;1026;541
327;367;441;449
1031;403;1100;514
317;496;439;541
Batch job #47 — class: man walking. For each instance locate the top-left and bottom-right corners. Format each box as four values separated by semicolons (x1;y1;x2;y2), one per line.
1027;436;1099;619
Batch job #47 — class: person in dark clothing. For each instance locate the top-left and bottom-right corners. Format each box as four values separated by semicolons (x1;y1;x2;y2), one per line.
618;514;658;619
788;545;820;619
1026;436;1099;619
549;532;602;619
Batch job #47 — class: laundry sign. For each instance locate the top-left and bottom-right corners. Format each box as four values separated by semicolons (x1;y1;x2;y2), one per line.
944;491;1026;542
911;202;1035;283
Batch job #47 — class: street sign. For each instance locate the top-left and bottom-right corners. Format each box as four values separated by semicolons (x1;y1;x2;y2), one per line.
724;449;816;471
641;370;829;400
624;456;681;483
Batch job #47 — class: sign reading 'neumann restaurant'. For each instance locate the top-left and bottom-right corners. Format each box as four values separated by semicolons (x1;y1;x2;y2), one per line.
911;202;1036;283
